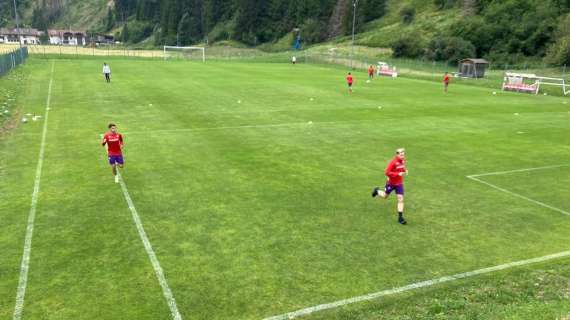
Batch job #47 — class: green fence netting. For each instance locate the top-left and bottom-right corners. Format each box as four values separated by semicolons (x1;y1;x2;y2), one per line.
0;46;28;76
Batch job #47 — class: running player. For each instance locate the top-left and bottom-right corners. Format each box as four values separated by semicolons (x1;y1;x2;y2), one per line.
443;72;450;93
368;65;375;80
101;123;124;183
347;72;354;93
371;148;408;225
103;63;111;83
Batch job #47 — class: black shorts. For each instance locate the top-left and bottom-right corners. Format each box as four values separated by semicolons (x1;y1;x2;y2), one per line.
348;83;353;87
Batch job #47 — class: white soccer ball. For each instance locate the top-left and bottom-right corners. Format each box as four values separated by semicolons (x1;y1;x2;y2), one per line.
310;98;314;101
514;113;519;116
492;92;497;95
308;121;313;125
237;100;241;104
543;93;548;96
22;117;28;123
366;80;371;83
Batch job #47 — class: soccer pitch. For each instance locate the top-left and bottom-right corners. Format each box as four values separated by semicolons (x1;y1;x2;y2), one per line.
1;58;569;319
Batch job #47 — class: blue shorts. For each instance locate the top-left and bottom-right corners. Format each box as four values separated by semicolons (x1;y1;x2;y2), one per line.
385;183;404;196
108;155;124;165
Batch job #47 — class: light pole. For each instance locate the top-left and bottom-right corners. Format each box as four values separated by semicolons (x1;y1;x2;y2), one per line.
350;0;359;69
13;0;22;48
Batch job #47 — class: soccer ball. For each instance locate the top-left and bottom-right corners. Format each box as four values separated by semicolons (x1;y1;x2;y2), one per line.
366;80;371;83
492;92;497;95
22;117;28;123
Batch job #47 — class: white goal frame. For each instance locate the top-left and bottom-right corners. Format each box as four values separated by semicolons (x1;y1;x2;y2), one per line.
503;72;570;95
163;46;205;62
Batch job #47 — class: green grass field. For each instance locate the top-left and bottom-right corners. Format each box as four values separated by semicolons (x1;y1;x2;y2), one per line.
1;58;569;320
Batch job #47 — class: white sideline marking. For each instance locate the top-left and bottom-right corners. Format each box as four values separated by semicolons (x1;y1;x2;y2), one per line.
467;176;570;217
117;172;182;320
263;250;570;320
467;164;570;178
13;61;55;320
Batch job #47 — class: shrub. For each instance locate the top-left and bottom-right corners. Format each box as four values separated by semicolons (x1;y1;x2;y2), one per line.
400;6;416;24
425;36;476;64
391;34;424;58
545;36;570;66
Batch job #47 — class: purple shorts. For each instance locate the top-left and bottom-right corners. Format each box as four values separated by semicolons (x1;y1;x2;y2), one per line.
385;183;404;196
108;155;124;165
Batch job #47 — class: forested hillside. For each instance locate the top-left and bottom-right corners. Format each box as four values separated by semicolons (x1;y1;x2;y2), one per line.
3;0;570;65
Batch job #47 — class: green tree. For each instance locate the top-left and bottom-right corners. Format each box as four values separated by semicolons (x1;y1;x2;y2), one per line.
121;23;129;42
105;7;115;32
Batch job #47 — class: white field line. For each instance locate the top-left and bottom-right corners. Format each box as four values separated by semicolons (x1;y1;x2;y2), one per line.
466;176;570;217
467;164;570;178
466;164;570;217
124;119;379;135
263;250;570;320
117;172;182;320
13;61;55;320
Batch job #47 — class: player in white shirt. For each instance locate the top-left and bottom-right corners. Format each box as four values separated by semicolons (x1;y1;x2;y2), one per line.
103;63;111;83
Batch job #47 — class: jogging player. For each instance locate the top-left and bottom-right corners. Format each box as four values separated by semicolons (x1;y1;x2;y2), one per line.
443;72;450;93
371;148;408;225
368;65;375;80
103;62;111;83
102;123;124;183
347;72;354;93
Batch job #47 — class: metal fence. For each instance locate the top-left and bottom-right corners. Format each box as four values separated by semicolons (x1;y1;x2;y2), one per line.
0;46;28;76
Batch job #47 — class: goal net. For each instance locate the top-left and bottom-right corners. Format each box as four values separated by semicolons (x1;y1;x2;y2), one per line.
503;72;570;95
163;46;205;62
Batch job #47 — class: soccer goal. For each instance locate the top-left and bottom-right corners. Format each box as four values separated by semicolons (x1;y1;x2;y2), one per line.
163;46;206;62
377;62;398;78
502;72;570;95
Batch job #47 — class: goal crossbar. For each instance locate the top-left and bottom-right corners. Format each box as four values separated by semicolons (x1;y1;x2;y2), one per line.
163;46;205;62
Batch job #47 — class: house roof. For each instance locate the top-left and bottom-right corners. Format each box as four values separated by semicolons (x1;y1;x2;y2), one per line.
48;29;86;36
0;28;41;36
460;58;489;64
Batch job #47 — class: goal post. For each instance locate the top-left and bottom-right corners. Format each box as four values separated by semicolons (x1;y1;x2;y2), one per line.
163;46;205;62
502;72;570;95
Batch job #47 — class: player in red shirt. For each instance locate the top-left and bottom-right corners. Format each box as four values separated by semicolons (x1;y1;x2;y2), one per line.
346;72;354;93
443;72;450;93
101;123;124;183
371;148;408;224
368;65;375;80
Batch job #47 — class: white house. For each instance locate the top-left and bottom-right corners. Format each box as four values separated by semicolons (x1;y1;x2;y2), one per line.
0;28;41;45
48;30;87;46
0;28;90;46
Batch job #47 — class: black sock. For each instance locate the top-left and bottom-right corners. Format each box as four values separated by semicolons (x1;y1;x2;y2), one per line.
398;212;403;219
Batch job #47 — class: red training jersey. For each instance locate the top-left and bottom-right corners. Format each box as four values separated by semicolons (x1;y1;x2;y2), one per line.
385;156;406;186
368;67;374;75
103;132;123;156
347;75;354;84
443;74;450;84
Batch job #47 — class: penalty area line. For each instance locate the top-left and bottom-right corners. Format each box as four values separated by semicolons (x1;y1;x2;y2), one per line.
117;172;183;320
13;61;55;320
466;176;570;217
263;250;570;320
467;164;570;178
